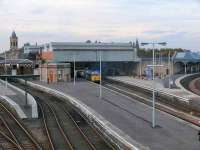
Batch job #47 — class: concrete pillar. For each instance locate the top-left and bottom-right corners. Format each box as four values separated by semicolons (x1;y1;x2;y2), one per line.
184;63;187;74
139;60;142;77
199;63;200;72
12;69;16;75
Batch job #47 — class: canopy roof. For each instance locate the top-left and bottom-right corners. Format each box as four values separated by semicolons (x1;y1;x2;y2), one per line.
0;59;33;64
49;42;134;51
173;51;200;63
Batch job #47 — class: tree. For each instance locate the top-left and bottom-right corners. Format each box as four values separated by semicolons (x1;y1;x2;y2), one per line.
138;48;184;58
86;40;92;43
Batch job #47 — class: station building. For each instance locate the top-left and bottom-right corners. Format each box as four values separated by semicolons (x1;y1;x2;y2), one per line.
24;43;43;54
40;63;71;83
0;58;34;76
173;51;200;74
136;50;200;79
136;57;169;79
40;42;140;77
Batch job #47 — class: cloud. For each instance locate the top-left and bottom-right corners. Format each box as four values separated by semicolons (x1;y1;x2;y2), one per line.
0;0;200;52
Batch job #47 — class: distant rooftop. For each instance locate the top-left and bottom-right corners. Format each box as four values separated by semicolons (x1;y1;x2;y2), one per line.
47;42;135;51
173;51;200;62
0;59;33;64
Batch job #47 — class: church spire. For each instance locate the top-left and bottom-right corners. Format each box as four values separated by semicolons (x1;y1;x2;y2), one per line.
135;38;140;51
10;30;18;50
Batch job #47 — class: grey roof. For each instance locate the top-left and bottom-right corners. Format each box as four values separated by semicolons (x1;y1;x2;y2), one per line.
50;42;134;51
173;51;200;63
24;45;43;49
11;31;17;38
0;59;33;64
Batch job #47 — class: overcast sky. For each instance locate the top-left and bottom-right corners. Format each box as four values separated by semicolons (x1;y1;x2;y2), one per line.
0;0;200;52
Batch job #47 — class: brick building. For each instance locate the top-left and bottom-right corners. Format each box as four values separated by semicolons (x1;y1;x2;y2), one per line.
40;63;71;83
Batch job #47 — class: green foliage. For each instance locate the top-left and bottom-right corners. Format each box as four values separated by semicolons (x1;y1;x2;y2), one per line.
138;48;184;58
41;59;47;64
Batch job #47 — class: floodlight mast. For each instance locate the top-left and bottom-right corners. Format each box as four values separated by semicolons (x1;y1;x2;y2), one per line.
141;41;167;128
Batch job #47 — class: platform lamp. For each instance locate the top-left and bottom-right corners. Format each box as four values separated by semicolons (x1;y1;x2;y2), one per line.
73;55;76;86
141;42;167;128
99;50;102;99
4;50;7;89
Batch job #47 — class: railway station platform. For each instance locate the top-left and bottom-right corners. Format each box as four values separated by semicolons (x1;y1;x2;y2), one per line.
0;80;38;118
29;80;200;150
108;76;200;102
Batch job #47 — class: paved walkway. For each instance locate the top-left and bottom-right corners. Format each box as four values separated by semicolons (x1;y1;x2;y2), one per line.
0;81;32;118
33;80;200;150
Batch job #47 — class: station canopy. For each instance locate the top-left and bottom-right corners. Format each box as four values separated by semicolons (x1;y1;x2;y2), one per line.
173;51;200;63
0;59;33;65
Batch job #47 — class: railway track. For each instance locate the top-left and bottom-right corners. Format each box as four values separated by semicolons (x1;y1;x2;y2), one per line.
189;77;200;96
37;98;74;150
0;101;42;150
53;100;116;150
102;80;200;127
13;82;117;150
0;116;23;150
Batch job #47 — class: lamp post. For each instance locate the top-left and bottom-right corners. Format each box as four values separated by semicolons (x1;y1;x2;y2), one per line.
4;50;7;89
74;56;76;86
99;50;102;99
141;42;167;128
168;50;171;89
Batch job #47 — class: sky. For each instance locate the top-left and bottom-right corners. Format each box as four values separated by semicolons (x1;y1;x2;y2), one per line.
0;0;200;52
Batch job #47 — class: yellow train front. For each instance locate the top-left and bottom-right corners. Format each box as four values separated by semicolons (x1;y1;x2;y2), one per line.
85;70;100;83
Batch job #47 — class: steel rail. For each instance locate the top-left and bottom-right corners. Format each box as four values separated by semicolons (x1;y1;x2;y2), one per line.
0;101;42;150
0;130;22;150
55;101;97;150
108;78;190;103
0;116;24;150
40;100;74;150
37;102;55;150
103;81;200;127
73;106;116;150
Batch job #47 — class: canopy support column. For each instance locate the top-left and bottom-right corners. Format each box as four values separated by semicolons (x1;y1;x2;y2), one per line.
184;63;187;74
